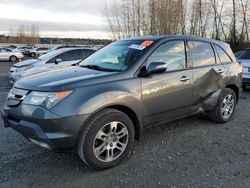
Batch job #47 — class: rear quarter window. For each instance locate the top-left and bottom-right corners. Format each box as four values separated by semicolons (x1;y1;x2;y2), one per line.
214;45;232;64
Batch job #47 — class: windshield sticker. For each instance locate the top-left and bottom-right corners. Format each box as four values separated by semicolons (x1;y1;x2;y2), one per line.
129;44;146;51
141;40;154;47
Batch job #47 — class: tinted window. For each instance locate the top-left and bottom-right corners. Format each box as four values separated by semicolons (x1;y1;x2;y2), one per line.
1;48;11;52
57;51;75;61
188;41;215;67
38;48;48;51
81;49;95;59
215;45;232;63
147;40;186;71
48;50;82;63
239;49;250;59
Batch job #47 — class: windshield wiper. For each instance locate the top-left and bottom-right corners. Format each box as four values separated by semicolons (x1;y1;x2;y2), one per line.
80;65;119;72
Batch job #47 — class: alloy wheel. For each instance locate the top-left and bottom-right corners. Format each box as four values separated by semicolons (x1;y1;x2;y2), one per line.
221;94;235;119
93;121;129;162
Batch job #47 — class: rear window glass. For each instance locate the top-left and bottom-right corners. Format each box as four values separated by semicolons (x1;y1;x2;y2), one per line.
215;45;232;63
188;41;216;67
239;49;250;59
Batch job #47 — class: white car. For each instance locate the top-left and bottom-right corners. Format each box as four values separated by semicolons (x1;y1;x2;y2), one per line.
29;47;50;57
16;46;35;55
9;48;96;83
0;47;24;62
237;48;250;89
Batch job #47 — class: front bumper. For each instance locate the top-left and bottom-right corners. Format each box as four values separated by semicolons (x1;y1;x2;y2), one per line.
242;77;250;86
2;104;89;151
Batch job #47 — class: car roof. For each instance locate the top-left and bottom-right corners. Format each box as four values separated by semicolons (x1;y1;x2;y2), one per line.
123;35;229;47
55;47;96;52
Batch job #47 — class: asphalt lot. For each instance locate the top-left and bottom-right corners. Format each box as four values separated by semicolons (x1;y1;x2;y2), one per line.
1;60;250;187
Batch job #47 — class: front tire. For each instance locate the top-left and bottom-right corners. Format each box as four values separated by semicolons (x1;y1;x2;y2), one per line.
9;56;17;62
209;88;237;123
77;109;135;169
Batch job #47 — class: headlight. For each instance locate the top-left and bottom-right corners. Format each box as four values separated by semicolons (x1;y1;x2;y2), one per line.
23;91;72;109
16;65;33;72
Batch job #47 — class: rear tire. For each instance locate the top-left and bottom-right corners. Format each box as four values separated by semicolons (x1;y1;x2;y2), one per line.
209;88;236;123
77;108;135;169
9;56;17;62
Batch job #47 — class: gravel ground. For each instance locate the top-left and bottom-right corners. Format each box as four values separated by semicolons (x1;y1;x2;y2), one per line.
1;61;250;188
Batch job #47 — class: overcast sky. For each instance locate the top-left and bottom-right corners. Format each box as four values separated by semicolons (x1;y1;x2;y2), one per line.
0;0;111;39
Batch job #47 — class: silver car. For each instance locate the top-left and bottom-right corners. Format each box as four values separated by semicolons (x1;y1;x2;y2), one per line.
9;48;96;83
237;48;250;89
29;47;50;57
0;48;24;62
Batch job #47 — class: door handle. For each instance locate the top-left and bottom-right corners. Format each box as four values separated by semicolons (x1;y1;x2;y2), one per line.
215;69;224;74
180;76;191;82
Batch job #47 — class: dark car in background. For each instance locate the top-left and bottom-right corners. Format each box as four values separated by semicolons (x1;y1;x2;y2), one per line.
1;35;242;169
237;48;250;89
235;51;243;58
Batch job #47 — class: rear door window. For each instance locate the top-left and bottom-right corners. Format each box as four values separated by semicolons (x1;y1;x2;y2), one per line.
81;49;95;59
48;50;82;63
38;48;48;51
214;45;232;63
1;48;11;52
188;41;216;67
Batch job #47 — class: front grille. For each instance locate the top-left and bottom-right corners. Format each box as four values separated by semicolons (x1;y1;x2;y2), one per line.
7;88;29;107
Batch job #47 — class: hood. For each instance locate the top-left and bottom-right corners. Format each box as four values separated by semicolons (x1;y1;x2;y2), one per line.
14;59;40;68
14;66;117;91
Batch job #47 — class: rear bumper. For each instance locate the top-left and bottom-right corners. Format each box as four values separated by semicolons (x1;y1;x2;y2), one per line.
2;105;89;151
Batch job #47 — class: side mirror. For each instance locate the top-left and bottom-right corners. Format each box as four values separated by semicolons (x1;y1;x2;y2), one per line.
55;58;62;64
147;62;167;75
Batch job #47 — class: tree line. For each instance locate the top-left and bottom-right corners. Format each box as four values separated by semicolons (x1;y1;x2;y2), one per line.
103;0;250;51
4;24;41;44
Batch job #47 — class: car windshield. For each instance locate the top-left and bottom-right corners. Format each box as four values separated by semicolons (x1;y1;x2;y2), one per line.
239;49;250;59
79;40;154;72
37;50;61;60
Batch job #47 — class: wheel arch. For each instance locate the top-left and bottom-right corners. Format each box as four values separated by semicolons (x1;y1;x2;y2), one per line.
105;105;141;140
79;104;142;141
225;84;239;102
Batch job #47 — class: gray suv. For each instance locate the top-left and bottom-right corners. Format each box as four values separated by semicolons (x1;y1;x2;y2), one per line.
1;35;242;169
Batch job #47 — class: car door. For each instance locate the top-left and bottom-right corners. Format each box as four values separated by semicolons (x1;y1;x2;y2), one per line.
187;40;227;110
141;40;193;128
0;48;4;60
0;48;10;60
